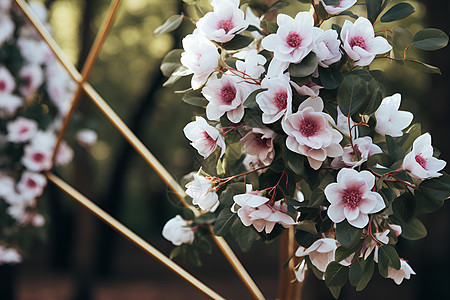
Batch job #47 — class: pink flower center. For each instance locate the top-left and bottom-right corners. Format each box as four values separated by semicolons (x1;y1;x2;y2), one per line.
220;84;237;104
19;126;29;135
218;18;234;34
203;131;216;146
299;118;318;137
26;178;37;189
0;80;5;92
286;32;303;49
350;36;367;50
23;75;32;88
415;154;428;170
274;92;287;110
32;152;45;163
343;189;362;208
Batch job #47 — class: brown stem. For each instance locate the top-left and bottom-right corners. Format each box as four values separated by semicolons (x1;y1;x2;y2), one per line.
311;0;323;26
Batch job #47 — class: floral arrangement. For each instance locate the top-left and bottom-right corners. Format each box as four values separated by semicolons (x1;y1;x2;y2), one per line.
0;0;96;264
157;0;449;297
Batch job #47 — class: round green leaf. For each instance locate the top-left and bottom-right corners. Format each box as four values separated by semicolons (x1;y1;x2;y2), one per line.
412;28;449;51
154;14;184;36
288;52;318;78
380;3;414;23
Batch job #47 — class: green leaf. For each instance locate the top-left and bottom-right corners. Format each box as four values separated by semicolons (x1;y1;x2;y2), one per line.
223;34;254;50
361;79;384;115
339;11;359;19
337;75;367;116
392;26;413;59
297;220;318;235
182;90;208;107
401;123;421;151
246;25;264;36
356;253;375;291
378;245;401;271
366;0;383;23
400;218;427;240
380;3;415;23
185;245;202;266
284;148;305;175
419;173;450;202
295;230;319;248
415;190;444;214
392;192;416;222
193;213;216;225
154;14;184;36
379;188;394;207
336;221;363;249
261;20;278;34
288;52;318;78
213;208;237;236
324;0;340;5
244;88;266;109
160;49;184;77
412;28;449;51
318;66;342;90
349;259;363;286
325;262;349;294
403;59;442;75
231;221;259;252
335;240;363;262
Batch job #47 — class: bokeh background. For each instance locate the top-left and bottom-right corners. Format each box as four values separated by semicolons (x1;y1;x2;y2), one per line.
1;0;449;299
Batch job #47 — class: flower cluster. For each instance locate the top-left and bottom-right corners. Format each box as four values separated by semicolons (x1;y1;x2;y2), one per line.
158;0;449;297
0;1;97;264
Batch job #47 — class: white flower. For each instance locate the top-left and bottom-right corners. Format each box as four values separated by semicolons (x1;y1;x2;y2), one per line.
196;0;248;43
282;97;343;170
45;60;76;114
162;215;195;246
18;64;44;98
325;168;386;228
331;136;382;168
55;140;74;166
0;246;21;264
0;66;15;93
235;49;266;79
245;7;263;40
76;129;98;147
0;175;15;199
6;117;38;143
17;38;50;65
294;259;308;282
261;12;314;63
0;0;12;12
185;171;219;212
240;127;276;166
232;185;297;234
0;13;14;46
361;229;390;261
180;33;219;90
337;106;358;139
202;74;248;123
375;93;413;137
321;0;357;15
183;116;226;158
256;74;292;123
295;238;338;272
290;78;322;97
21;131;56;172
341;17;392;66
387;259;415;285
402;133;446;180
0;93;22;118
312;27;342;68
17;171;47;200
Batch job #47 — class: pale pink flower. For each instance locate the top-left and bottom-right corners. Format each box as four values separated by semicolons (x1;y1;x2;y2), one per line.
291;78;323;97
17;171;47;200
183;116;226;158
390;224;402;237
321;0;357;15
261;12;314;63
331;136;382;168
245;6;263;40
387;259;415;285
202;74;248;123
17;38;49;65
6;117;38;143
185;171;219;212
76;129;98;147
232;185;297;234
0;0;12;12
325;168;386;228
294;259;308;282
337;106;358;138
0;66;15;93
162;215;195;246
235;49;266;79
0;246;21;264
18;64;44;98
21;131;55;172
0;13;14;46
242;154;265;174
282;97;343;170
196;0;248;43
0;94;22;118
341;17;392;66
45;60;76;114
361;229;390;261
375;94;413;137
402;133;446;180
0;175;15;199
312;27;342;67
295;238;338;272
180;33;219;89
240;127;276;166
55;140;74;167
256;74;292;123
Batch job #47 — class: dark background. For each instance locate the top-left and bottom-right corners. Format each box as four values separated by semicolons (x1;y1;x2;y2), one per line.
1;0;449;299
